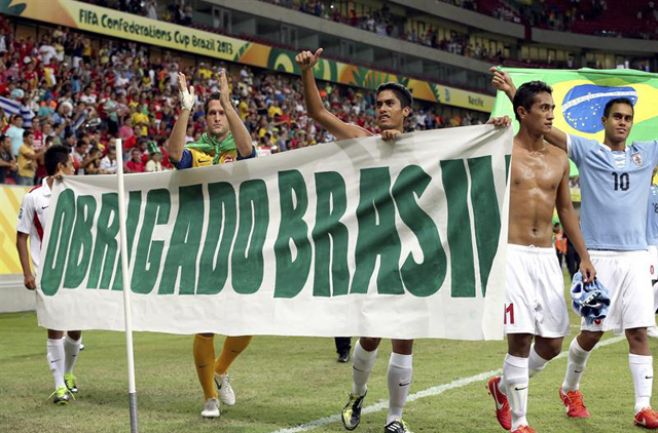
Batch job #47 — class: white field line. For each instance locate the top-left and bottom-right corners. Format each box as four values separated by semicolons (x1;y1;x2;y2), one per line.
268;335;625;433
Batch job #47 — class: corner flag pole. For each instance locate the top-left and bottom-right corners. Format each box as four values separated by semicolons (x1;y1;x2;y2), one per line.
115;138;139;433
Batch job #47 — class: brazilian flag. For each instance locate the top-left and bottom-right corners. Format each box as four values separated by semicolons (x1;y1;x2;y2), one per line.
491;67;658;181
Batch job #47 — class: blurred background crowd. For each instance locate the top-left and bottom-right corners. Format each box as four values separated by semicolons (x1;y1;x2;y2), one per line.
0;9;479;186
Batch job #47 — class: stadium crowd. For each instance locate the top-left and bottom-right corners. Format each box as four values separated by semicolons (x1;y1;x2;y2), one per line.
263;0;506;63
261;0;656;69
446;0;658;40
0;14;481;186
80;1;656;75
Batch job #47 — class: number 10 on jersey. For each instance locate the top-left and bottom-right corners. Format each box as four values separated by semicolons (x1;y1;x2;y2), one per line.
612;172;630;191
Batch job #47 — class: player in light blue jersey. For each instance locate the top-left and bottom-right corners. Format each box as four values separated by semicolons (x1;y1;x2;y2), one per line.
493;67;658;429
647;184;658;278
647;183;658;330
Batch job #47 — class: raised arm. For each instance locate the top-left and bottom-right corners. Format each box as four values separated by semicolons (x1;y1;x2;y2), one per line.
555;155;595;282
296;48;369;141
490;66;569;152
166;72;195;162
219;69;253;158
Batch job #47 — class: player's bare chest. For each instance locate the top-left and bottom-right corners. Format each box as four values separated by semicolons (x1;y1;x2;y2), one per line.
511;153;562;190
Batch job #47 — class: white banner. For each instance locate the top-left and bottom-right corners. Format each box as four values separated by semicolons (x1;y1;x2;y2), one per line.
36;125;512;340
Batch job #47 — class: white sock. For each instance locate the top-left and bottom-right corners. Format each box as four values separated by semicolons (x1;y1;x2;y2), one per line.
64;335;81;374
629;354;653;413
351;340;378;396
528;344;550;378
503;354;529;430
386;353;413;425
562;338;590;391
47;338;66;389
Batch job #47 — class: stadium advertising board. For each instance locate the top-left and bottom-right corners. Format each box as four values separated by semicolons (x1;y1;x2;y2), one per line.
36;126;512;339
0;186;29;275
3;0;494;112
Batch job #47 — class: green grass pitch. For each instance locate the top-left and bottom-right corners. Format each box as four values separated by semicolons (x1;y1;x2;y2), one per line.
0;286;654;433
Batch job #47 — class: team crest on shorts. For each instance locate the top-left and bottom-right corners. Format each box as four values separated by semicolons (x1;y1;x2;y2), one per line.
631;152;643;167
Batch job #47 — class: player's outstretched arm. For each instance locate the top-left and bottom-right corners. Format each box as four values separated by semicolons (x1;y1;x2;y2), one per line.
218;69;253;158
555;156;595;282
166;72;195;162
296;48;369;141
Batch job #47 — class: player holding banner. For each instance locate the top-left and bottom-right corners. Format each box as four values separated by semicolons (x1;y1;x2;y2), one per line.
296;47;509;433
16;145;82;405
296;47;421;433
485;78;595;433
493;68;658;429
166;68;256;419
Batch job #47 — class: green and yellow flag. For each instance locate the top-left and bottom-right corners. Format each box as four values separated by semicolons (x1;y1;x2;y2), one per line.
491;67;658;185
491;67;658;144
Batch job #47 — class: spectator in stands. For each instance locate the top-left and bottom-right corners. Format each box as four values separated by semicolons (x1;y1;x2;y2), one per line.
72;139;88;174
125;147;145;173
145;144;164;172
81;146;103;175
2;8;486;185
16;129;38;185
0;134;17;183
6;114;24;156
99;141;118;174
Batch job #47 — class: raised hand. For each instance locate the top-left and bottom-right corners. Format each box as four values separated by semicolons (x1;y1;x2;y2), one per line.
489;66;515;96
177;72;195;111
218;69;231;106
295;48;324;72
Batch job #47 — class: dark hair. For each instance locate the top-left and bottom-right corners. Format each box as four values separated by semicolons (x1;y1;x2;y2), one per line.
603;97;634;118
76;139;86;148
23;129;33;138
45;145;70;176
204;92;222;114
512;81;553;121
376;82;413;108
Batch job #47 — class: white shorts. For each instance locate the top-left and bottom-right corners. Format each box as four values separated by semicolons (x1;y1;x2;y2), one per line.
648;245;658;280
581;250;656;333
504;244;569;338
